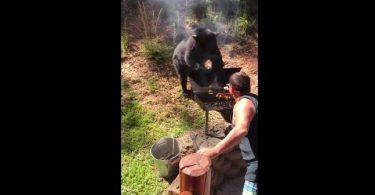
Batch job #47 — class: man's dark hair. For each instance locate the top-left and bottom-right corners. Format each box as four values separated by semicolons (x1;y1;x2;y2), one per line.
229;71;251;94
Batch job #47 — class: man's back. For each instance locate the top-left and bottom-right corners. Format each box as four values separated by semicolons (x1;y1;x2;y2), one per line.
238;94;258;158
232;94;258;183
232;94;258;149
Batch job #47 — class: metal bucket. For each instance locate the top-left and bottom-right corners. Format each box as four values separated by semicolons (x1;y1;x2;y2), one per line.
150;137;181;178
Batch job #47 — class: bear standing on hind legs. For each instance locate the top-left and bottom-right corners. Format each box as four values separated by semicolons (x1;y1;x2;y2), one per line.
172;27;224;97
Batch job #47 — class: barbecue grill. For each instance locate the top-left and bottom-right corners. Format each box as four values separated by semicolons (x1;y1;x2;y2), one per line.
188;68;241;134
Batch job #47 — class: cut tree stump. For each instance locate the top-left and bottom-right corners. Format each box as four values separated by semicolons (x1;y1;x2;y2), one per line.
179;153;212;195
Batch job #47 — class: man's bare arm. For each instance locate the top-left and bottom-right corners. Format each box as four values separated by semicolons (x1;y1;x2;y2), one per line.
211;100;256;156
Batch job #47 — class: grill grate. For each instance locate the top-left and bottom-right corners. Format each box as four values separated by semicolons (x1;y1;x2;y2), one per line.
188;68;241;134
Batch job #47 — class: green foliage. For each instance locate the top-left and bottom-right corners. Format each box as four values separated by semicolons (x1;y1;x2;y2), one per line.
170;126;185;137
121;99;155;153
121;84;206;194
121;91;185;194
185;0;257;40
142;38;173;65
168;109;205;137
147;78;158;93
234;16;249;36
200;5;223;31
121;0;259;193
179;110;205;129
232;14;255;40
192;112;206;128
122;153;168;195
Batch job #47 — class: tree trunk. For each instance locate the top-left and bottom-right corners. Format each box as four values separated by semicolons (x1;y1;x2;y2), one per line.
179;153;212;195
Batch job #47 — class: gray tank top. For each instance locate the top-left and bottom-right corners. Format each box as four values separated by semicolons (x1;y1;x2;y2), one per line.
239;94;258;158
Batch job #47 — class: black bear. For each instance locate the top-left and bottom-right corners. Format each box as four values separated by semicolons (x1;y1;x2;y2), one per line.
172;27;224;97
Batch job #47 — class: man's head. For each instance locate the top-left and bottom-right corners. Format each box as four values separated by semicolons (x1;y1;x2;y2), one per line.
228;71;251;96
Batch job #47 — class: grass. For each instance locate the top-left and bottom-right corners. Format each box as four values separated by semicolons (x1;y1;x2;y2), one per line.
122;153;168;195
121;1;258;193
121;100;155;153
121;81;205;195
121;94;168;195
179;110;205;130
147;78;158;93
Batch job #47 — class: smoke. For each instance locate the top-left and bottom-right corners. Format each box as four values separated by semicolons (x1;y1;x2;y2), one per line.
123;0;254;44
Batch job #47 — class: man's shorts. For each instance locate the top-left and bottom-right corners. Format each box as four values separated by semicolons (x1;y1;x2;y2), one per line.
243;180;257;195
239;137;257;182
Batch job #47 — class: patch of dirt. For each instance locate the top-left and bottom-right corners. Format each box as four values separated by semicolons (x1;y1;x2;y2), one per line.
220;42;258;95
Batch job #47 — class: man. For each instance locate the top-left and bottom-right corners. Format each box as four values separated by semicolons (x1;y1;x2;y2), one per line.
197;71;258;195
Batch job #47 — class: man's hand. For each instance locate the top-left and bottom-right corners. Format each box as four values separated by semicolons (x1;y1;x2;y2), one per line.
216;93;232;101
197;147;219;159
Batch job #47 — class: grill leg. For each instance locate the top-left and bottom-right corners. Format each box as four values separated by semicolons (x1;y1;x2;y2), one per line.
205;110;209;135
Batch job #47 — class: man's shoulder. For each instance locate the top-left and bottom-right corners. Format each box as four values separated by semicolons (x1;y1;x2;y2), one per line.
240;94;258;110
233;98;256;125
236;98;256;113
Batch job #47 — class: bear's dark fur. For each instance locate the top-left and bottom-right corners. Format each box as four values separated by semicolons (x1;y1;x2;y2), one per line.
172;28;224;97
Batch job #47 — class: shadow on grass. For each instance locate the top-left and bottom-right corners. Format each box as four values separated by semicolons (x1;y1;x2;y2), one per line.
121;80;167;154
121;80;205;154
178;109;205;131
121;87;158;153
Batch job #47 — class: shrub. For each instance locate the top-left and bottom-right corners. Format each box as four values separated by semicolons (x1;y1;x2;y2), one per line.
142;38;173;65
232;15;256;40
137;0;163;39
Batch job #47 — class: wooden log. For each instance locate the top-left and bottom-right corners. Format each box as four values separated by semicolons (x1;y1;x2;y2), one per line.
179;153;212;195
180;191;193;195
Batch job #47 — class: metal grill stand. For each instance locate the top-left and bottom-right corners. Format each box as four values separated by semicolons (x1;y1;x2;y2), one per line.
205;110;209;134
